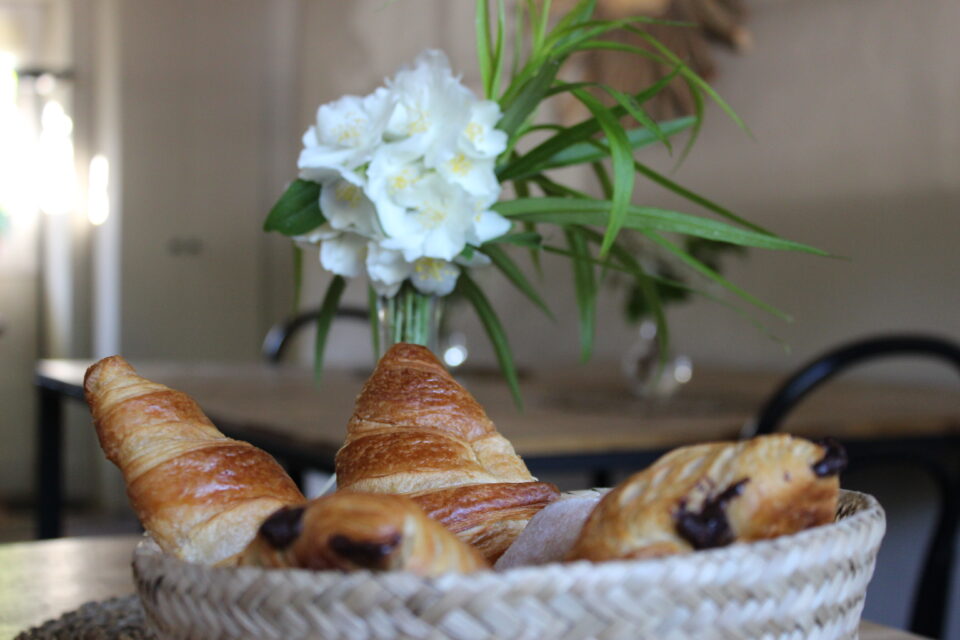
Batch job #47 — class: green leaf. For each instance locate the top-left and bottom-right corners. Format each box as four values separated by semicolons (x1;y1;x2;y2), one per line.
601;84;670;153
633;159;771;234
313;275;347;383
566;227;597;361
292;245;303;312
564;90;632;257
580;228;669;358
490;0;507;99
476;0;493;98
495;197;828;255
483;231;543;248
507;117;694;179
498;58;561;140
647;232;790;320
264;179;325;236
634;29;751;136
479;243;554;319
367;285;380;364
457;271;523;409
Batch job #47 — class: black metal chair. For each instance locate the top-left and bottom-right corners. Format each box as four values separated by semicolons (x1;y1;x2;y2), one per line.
261;306;370;364
744;333;960;639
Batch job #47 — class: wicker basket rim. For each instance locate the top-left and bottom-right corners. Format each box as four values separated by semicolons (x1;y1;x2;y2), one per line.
134;489;883;584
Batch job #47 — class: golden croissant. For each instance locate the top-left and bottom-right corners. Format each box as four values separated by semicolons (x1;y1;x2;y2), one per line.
568;434;845;562
335;343;559;561
83;356;305;565
236;491;488;575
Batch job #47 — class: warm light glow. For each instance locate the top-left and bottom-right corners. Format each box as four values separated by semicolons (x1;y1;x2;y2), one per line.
0;52;34;227
87;154;110;225
36;100;78;216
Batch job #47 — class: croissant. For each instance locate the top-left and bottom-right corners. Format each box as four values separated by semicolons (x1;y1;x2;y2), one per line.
83;356;305;565
236;491;488;575
568;434;845;562
335;343;559;561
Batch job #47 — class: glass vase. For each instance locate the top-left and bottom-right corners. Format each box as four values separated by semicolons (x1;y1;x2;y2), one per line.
621;319;693;398
375;281;443;359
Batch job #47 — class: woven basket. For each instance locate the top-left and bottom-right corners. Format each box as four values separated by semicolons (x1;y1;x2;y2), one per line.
133;490;885;640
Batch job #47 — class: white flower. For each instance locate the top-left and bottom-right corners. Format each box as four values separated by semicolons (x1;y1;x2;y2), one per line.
410;258;460;296
460;101;508;159
378;173;476;262
366;244;412;296
294;49;510;299
298;87;395;184
386;50;472;166
319;230;367;278
319;178;380;237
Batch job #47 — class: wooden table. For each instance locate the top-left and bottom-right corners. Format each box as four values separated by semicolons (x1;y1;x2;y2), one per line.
0;535;931;639
35;358;960;538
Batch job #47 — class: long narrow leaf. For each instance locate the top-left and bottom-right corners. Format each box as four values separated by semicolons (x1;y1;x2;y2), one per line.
479;243;554;319
497;72;684;181
559;91;630;257
566;227;597;361
647;232;790;320
494;197;828;255
367;285;380;364
490;0;507;99
579;228;670;359
313;275;347;382
508;117;694;179
292;245;304;312
498;59;561;140
483;231;543;247
457;271;523;408
633;160;771;233
476;0;493;98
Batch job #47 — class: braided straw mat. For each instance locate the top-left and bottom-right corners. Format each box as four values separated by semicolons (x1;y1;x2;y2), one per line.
134;490;885;640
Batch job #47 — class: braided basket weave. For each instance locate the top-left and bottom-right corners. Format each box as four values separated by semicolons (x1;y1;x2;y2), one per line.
133;490;884;640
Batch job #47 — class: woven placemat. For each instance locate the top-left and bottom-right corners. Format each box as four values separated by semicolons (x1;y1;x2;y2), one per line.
15;595;156;640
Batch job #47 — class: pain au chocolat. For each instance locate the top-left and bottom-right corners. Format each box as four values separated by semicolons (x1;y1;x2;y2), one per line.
568;434;846;562
335;343;559;561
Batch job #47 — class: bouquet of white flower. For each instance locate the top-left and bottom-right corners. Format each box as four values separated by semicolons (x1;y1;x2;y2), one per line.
265;0;823;404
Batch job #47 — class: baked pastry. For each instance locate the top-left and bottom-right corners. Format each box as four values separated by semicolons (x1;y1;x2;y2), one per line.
568;434;846;561
335;343;559;561
84;356;305;565
236;491;488;575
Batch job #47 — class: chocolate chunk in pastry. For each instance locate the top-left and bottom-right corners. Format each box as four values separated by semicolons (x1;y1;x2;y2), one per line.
568;434;842;562
235;492;488;575
811;437;848;477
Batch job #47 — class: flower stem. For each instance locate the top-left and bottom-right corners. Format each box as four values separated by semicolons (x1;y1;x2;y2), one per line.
377;282;441;355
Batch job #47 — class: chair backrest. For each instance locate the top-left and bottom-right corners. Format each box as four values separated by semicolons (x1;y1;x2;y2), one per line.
743;333;960;639
261;306;369;364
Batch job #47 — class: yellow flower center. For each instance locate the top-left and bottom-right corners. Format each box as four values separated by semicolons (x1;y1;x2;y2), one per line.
390;168;416;193
465;122;483;144
448;153;472;176
334;182;363;207
418;206;447;229
414;258;446;281
335;118;364;145
407;108;430;135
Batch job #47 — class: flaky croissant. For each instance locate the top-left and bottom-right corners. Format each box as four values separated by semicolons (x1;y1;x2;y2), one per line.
236;491;488;575
84;356;305;565
335;343;559;561
568;434;845;562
